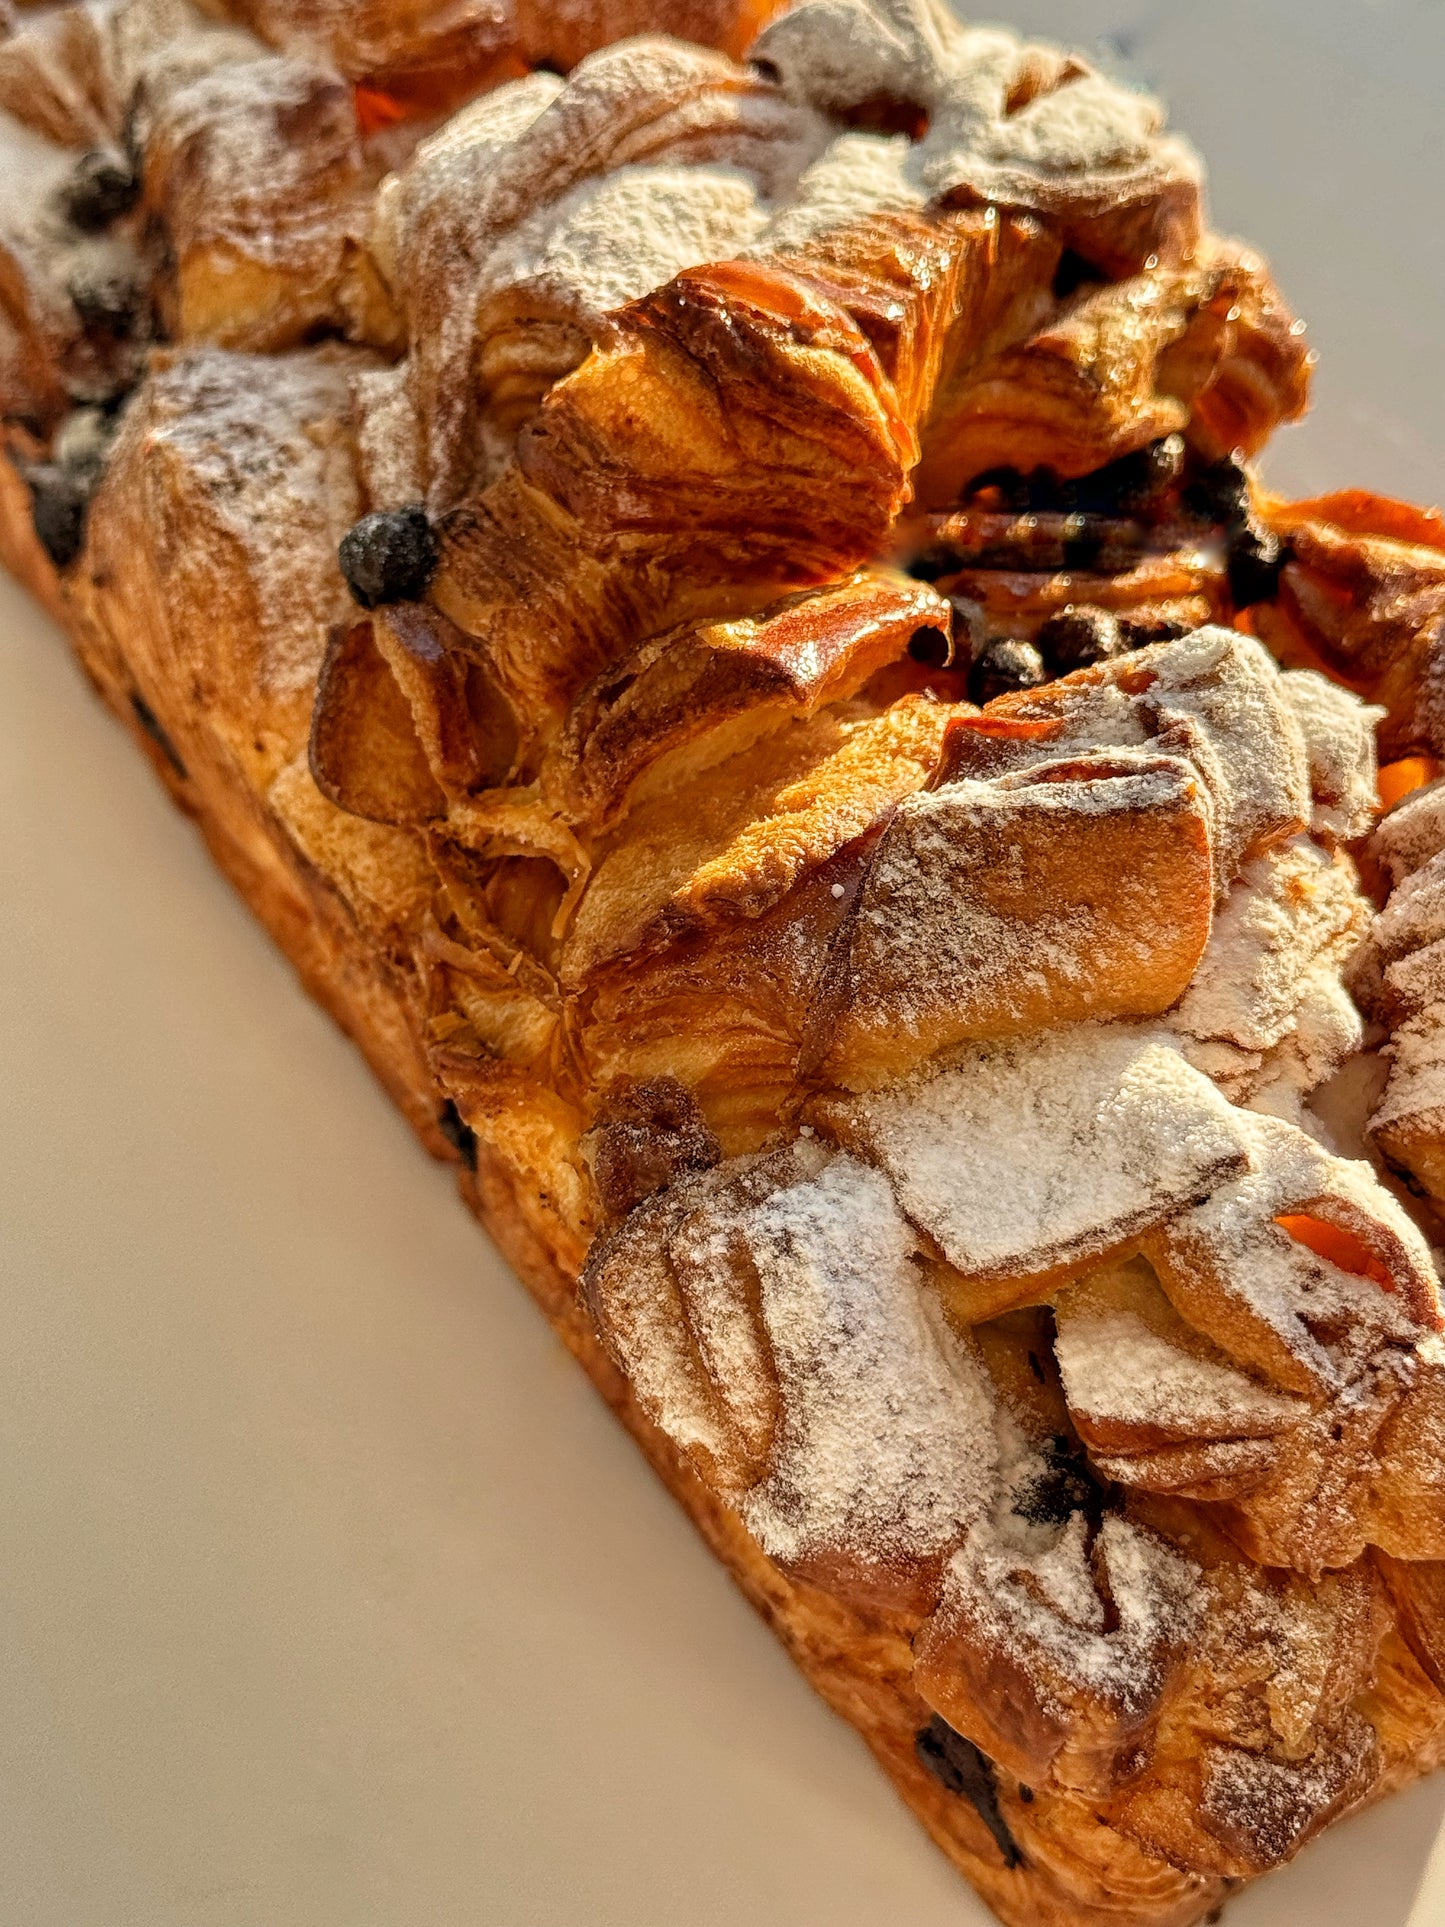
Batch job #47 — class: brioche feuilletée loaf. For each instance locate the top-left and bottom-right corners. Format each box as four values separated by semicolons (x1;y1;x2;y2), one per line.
7;4;1445;1924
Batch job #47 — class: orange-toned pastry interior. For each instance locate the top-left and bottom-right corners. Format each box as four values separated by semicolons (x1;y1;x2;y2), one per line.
6;4;1445;1925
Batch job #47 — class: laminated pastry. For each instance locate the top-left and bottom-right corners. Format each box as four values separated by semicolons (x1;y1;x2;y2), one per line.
6;4;1445;1924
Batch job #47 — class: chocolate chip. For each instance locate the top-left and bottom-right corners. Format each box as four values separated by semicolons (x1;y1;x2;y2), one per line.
1014;1436;1105;1528
904;543;962;583
1052;248;1108;300
947;594;987;667
1121;434;1186;510
1061;518;1106;571
1227;525;1289;608
1035;606;1124;673
25;463;90;567
1118;615;1191;647
129;693;187;779
68;270;144;340
1022;467;1069;511
438;1099;478;1171
1071;435;1186;516
907;624;953;668
1185;455;1252;529
338;505;439;609
914;1719;1024;1869
587;1076;721;1219
969;637;1047;705
58;149;140;232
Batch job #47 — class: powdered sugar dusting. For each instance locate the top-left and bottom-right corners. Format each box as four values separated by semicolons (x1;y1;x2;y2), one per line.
584;1142;998;1597
1280;669;1384;843
1372;781;1445;889
139;50;363;268
1169;837;1368;1055
585;1186;742;1474
372;42;831;503
1374;1013;1445;1135
740;1152;996;1574
1160;1111;1437;1393
933;1513;1201;1716
830;1023;1253;1283
750;0;1201;216
1350;850;1445;1019
828;749;1212;1084
1241;963;1365;1127
1056;1309;1302;1433
478;160;768;327
116;346;364;695
1139;628;1311;889
752;129;924;255
1201;1721;1376;1865
984;629;1312;893
352;361;424;510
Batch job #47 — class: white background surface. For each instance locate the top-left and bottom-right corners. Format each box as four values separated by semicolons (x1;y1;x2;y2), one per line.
3;4;1445;1923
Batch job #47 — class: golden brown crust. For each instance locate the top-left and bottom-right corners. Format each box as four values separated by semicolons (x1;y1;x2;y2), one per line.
12;343;1445;1927
0;422;1233;1926
6;7;1445;1924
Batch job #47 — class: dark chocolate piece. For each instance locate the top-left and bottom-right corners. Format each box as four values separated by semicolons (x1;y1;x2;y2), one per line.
907;624;954;668
438;1099;479;1172
1013;1436;1106;1529
1069;435;1186;517
1052;248;1108;300
1061;518;1107;571
964;466;1034;511
904;542;962;584
1226;526;1289;608
58;149;140;232
1036;606;1125;673
1118;615;1191;647
587;1077;721;1219
914;1718;1024;1869
129;693;188;780
1185;455;1251;530
69;269;144;341
946;594;987;668
26;463;90;568
338;506;439;609
970;637;1047;706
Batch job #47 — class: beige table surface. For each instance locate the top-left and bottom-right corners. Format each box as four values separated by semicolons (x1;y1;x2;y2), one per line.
4;3;1445;1923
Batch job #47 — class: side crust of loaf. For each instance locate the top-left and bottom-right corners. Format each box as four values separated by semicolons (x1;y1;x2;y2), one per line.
3;439;1260;1927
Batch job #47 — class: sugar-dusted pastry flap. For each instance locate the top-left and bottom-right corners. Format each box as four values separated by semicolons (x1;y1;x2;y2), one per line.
813;1025;1253;1302
1167;837;1369;1060
584;1138;1001;1611
915;1511;1203;1790
136;44;375;350
366;41;833;503
818;751;1214;1089
73;343;369;790
966;628;1313;887
749;0;1201;254
12;5;1445;1926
